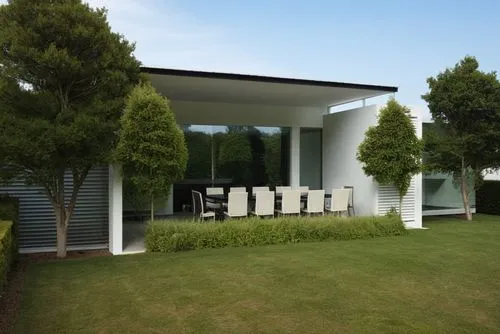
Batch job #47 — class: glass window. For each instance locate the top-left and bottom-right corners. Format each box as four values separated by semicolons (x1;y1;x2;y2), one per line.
173;125;290;212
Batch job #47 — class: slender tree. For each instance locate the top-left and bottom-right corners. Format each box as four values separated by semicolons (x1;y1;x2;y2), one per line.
422;56;500;220
0;0;140;257
357;98;423;215
115;83;188;222
218;130;252;185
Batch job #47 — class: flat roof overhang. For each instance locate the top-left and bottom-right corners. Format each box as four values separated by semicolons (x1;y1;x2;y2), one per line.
141;67;398;108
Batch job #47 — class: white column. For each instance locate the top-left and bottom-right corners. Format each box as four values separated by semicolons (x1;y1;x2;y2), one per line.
108;164;123;255
290;126;300;188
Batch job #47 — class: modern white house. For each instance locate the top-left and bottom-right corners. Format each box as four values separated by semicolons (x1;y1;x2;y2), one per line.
1;68;424;255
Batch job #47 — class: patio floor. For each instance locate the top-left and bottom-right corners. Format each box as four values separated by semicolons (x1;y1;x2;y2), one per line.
122;213;193;253
123;222;146;253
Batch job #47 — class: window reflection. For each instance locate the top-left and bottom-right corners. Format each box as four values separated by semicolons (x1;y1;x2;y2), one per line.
174;125;290;212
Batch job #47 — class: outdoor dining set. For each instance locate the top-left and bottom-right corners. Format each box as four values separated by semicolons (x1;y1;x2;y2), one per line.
191;186;355;221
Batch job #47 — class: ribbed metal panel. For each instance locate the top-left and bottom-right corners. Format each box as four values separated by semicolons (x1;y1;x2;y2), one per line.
0;166;109;251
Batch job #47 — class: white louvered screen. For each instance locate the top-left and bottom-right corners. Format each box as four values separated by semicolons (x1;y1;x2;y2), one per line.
377;179;416;224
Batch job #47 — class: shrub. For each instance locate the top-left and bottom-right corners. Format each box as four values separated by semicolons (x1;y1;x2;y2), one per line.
145;215;407;253
0;195;19;235
0;221;15;294
476;180;500;215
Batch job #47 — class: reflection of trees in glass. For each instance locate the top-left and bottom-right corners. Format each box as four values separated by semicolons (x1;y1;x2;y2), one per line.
180;125;287;188
217;130;252;185
184;130;212;179
263;133;283;187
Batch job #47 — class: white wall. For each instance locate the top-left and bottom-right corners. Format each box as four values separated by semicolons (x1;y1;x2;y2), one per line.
300;129;322;189
170;100;325;128
322;105;379;215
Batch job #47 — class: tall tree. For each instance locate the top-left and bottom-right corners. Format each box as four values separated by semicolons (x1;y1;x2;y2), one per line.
218;130;252;185
357;98;423;215
422;56;500;220
115;83;188;222
0;0;140;257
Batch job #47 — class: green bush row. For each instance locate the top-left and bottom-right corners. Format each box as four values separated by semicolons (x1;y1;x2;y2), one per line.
0;195;19;234
145;215;407;253
0;196;19;295
0;221;15;293
476;180;500;215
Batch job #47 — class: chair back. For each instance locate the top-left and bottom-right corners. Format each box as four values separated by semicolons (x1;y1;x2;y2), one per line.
227;192;248;217
230;187;246;193
191;190;205;216
281;190;301;214
275;186;291;194
252;186;269;195
255;191;275;216
344;186;354;207
307;190;325;213
206;187;224;195
331;188;350;212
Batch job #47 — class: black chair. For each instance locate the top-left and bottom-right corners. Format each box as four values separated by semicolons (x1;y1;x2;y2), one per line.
191;190;215;222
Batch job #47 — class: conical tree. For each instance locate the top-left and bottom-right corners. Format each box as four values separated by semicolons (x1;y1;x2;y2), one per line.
357;98;423;215
115;83;188;221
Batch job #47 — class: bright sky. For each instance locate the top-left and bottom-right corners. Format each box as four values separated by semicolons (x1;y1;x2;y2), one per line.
3;0;500;120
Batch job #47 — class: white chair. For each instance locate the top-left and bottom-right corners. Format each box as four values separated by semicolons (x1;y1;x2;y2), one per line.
224;192;248;218
275;190;301;216
344;185;355;216
252;186;269;195
275;186;291;208
251;191;275;217
275;186;291;195
230;187;246;192
206;187;223;210
327;188;350;216
192;190;215;222
302;190;325;216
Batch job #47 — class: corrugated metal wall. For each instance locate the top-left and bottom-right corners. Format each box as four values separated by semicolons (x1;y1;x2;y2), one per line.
0;166;109;251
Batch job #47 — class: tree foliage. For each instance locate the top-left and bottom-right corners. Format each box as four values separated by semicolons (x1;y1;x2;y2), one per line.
357;98;423;214
218;131;252;185
0;0;140;257
115;83;188;221
422;56;500;220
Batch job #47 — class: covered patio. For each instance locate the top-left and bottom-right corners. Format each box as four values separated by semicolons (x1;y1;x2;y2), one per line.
114;68;401;254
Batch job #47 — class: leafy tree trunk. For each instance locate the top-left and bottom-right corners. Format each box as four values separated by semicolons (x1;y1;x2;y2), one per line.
54;204;68;258
460;158;473;221
48;169;88;258
399;195;403;218
150;194;154;222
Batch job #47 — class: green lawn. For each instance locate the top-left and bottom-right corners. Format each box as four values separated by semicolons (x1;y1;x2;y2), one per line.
14;215;500;333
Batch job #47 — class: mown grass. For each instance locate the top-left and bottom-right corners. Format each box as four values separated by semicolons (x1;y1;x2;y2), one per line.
14;214;500;333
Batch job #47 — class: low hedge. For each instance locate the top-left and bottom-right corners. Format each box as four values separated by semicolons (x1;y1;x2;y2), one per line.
0;221;15;293
145;215;407;253
476;180;500;215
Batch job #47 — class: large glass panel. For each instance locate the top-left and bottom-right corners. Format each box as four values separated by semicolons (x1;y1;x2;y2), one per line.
300;128;322;189
173;125;290;212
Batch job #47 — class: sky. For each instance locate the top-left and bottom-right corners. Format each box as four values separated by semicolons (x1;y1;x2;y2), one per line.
3;0;500;120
